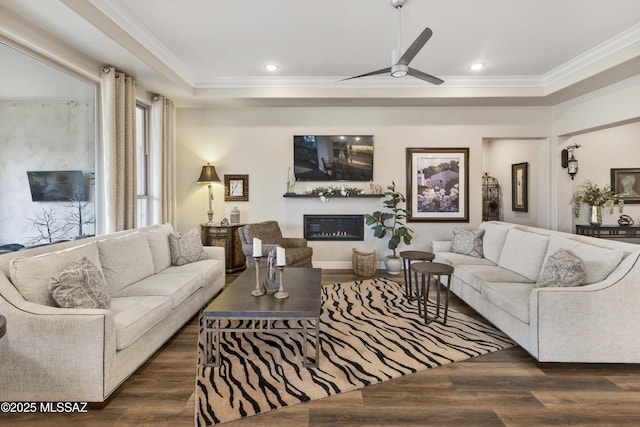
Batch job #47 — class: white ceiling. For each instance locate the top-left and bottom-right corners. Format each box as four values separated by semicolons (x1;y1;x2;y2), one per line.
1;0;640;107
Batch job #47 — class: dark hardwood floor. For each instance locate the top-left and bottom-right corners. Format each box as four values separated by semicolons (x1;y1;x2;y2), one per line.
2;269;640;426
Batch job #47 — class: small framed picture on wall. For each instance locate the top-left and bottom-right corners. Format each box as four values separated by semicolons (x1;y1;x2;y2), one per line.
224;174;249;202
511;162;528;212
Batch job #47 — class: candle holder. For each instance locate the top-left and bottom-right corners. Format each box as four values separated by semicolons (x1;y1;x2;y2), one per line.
251;256;265;296
263;250;279;292
274;265;289;299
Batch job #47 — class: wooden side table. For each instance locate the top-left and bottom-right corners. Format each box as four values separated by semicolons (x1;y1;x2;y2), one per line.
576;224;640;239
410;262;454;325
399;250;435;299
201;224;247;273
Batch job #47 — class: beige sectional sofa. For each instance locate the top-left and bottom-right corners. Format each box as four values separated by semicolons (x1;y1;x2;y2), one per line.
0;224;225;402
432;221;640;363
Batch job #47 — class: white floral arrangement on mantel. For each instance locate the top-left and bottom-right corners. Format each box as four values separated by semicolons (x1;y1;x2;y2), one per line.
306;185;364;197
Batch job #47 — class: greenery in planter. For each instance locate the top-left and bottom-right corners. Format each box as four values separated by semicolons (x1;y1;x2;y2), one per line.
572;180;623;217
364;182;413;257
306;185;364;196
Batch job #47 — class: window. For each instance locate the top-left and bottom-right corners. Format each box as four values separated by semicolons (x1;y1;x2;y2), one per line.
136;103;150;226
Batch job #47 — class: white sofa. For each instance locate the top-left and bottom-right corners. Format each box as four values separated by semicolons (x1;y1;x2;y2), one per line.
432;221;640;363
0;224;225;402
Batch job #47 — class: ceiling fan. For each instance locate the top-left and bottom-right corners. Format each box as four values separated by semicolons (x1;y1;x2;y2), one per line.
343;0;444;85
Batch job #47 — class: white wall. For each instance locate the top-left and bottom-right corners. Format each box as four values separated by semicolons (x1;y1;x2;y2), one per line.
482;138;549;227
560;121;640;230
553;75;640;232
176;106;552;267
0;101;95;246
553;75;640;136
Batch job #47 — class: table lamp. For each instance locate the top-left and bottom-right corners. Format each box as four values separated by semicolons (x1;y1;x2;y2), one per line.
197;163;221;224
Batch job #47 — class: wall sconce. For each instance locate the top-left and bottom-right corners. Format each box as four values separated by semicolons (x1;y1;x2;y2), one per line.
561;144;581;180
197;163;221;224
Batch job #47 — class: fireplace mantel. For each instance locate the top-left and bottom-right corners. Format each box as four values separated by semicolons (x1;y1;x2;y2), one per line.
284;193;383;198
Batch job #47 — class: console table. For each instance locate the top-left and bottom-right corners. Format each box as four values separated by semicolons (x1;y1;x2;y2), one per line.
575;224;640;239
201;224;247;273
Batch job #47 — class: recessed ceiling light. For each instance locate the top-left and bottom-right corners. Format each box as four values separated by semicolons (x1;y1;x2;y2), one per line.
265;64;279;72
470;63;485;71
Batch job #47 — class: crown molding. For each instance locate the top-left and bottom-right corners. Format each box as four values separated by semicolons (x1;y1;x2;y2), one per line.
88;0;196;85
80;1;640;97
542;23;640;87
193;75;545;89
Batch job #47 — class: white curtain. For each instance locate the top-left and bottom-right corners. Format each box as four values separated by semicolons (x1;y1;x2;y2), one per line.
99;66;137;233
150;95;176;227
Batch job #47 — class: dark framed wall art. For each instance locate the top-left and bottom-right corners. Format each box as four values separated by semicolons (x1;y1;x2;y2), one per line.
224;174;249;202
511;162;528;212
406;147;469;222
611;168;640;204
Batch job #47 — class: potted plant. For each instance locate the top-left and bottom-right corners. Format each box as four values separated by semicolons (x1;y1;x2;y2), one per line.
573;180;624;225
364;181;413;274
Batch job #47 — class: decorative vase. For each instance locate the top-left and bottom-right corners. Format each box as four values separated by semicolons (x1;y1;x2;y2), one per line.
384;256;402;275
589;205;602;226
230;206;240;224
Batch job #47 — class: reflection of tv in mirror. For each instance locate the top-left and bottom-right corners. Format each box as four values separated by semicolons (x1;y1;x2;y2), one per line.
293;135;374;181
27;170;88;202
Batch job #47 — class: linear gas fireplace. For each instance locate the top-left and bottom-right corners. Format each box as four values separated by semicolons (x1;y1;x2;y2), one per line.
303;214;364;241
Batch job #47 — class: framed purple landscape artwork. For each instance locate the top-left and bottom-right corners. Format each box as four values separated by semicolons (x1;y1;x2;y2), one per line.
406;147;469;222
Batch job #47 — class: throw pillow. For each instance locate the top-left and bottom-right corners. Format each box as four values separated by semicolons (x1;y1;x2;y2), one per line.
9;242;102;307
451;228;485;258
145;224;173;273
49;257;110;309
536;249;586;288
479;222;514;264
498;229;550;282
169;228;209;266
544;237;624;284
98;232;155;295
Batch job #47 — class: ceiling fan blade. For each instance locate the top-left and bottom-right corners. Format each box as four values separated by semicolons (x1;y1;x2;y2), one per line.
396;27;433;66
407;67;444;85
341;67;392;81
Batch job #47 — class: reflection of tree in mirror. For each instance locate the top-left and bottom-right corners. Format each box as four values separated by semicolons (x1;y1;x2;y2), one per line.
27;184;95;245
27;208;70;245
62;186;95;236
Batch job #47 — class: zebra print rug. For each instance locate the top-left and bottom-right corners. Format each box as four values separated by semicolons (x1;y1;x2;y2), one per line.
195;278;513;426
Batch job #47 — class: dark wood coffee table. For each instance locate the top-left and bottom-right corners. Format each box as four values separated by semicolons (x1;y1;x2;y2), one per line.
203;267;322;368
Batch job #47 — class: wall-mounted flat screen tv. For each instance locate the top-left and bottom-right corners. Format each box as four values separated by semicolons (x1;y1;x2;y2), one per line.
293;135;374;181
27;170;88;202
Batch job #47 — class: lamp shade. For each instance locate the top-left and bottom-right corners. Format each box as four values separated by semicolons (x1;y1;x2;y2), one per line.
197;163;221;183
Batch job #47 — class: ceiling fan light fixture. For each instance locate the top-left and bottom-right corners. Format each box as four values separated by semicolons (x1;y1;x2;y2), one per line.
391;64;408;78
341;0;443;85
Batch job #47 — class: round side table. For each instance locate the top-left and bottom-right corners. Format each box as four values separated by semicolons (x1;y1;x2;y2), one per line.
410;262;454;325
399;250;434;299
